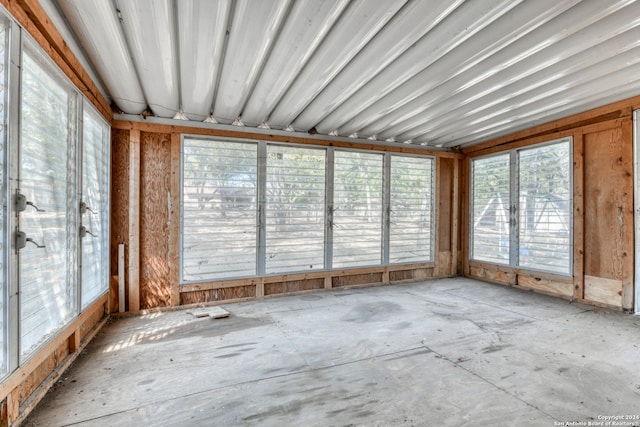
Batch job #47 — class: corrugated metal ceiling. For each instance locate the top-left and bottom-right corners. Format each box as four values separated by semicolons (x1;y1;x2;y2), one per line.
47;0;640;149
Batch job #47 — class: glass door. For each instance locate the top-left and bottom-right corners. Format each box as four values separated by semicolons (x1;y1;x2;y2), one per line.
80;103;109;308
18;40;77;360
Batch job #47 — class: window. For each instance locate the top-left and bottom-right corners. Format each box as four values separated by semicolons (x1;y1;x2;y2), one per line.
471;154;510;264
390;155;435;263
181;139;435;282
19;39;78;359
182;138;258;281
471;138;572;275
80;102;110;308
518;142;572;273
0;12;110;379
333;151;383;268
265;145;326;273
0;15;8;376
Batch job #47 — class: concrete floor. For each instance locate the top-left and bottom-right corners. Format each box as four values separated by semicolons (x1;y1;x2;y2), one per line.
25;278;640;426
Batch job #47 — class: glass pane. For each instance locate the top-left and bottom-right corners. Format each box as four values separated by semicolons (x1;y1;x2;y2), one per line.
265;145;325;273
333;151;383;268
0;16;8;376
471;154;510;264
389;156;434;263
81;102;110;308
519;141;571;274
182;139;257;281
20;43;76;359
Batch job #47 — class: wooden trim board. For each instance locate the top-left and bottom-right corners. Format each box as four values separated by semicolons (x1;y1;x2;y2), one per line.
0;295;107;402
128;130;140;312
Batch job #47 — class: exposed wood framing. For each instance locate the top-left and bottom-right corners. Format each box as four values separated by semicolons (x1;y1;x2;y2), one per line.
180;263;435;293
451;158;460;276
110;121;458;310
111;129;130;311
620;117;634;310
583;125;627;307
468;261;573;298
465;101;636;311
128;130;140;312
436;157;450;276
461;158;470;277
139;132;171;309
462;97;638;155
112;120;462;159
0;296;108;425
434;157;441;275
572;132;585;300
168;134;181;306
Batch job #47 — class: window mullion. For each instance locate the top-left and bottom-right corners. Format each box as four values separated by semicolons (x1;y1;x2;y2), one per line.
382;153;391;264
509;150;519;267
325;148;334;270
257;141;267;276
76;96;84;315
7;20;21;375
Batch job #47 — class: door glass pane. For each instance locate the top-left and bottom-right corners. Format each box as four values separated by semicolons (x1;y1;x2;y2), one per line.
333;151;383;268
0;16;8;376
471;154;510;264
19;42;76;359
518;141;571;274
265;145;325;273
81;103;110;308
182;138;257;281
389;156;434;263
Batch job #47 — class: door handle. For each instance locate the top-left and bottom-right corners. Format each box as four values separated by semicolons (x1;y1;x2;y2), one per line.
15;231;46;250
15;193;45;212
80;201;96;215
79;226;96;238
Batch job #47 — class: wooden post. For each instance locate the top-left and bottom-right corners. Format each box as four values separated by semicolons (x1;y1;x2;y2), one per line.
68;329;80;353
6;390;18;425
382;267;390;285
256;278;265;298
621;117;634;310
451;158;460;276
118;244;125;312
128;130;141;312
434;158;441;275
461;158;470;276
168;133;181;306
573;132;585;301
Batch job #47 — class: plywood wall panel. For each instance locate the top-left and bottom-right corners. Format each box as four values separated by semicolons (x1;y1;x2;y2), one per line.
517;275;573;298
180;286;257;304
333;272;383;287
388;268;433;282
264;278;325;296
584;275;623;307
584;128;627;279
582;125;632;308
139;132;172;308
110;128;130;311
438;158;453;253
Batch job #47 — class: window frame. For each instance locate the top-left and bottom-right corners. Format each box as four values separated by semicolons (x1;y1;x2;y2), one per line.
0;18;111;379
332;148;384;269
180;136;436;284
388;153;436;265
79;99;111;310
18;35;80;362
263;143;327;274
469;137;573;276
180;135;260;282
